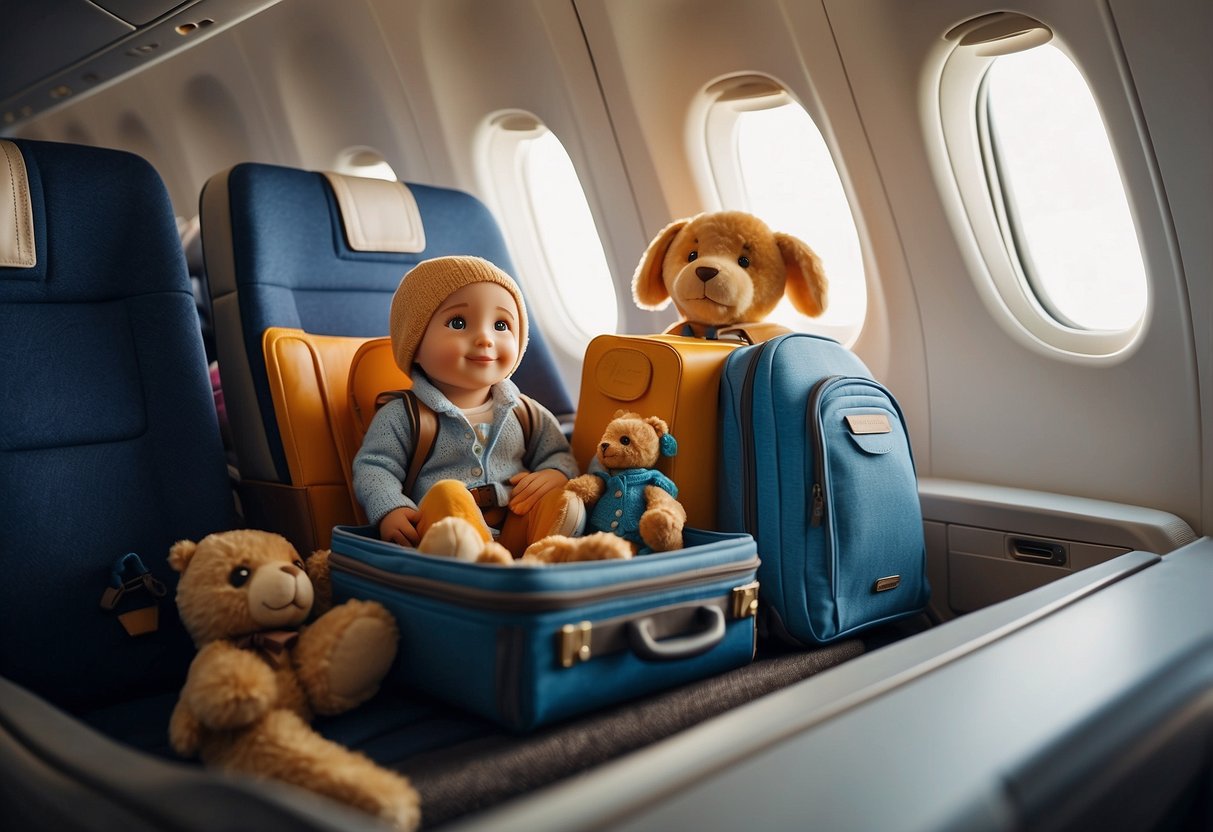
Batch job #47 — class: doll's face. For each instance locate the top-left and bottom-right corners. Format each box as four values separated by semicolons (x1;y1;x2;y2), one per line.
415;281;520;408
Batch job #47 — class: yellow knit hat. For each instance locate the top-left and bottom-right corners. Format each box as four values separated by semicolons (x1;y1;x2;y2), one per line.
389;256;529;375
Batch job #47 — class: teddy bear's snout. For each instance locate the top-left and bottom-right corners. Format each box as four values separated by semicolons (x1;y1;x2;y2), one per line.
600;442;610;453
246;564;314;626
695;266;718;283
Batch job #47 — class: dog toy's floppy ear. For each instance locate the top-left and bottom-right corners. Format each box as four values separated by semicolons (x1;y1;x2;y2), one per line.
775;232;829;318
632;218;689;310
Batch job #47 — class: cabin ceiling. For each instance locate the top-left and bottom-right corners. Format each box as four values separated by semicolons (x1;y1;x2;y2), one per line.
0;0;281;134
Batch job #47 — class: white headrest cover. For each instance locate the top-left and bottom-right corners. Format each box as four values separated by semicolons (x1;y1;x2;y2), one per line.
322;171;426;254
0;140;36;268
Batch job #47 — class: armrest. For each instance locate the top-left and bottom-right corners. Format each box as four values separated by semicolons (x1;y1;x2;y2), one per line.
0;676;387;832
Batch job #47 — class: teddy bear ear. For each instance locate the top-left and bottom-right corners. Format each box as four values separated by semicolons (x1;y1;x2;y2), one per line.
631;218;689;310
775;232;829;318
168;539;198;573
644;415;670;436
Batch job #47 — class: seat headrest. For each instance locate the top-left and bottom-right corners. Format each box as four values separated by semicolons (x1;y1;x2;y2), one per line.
322;172;426;254
0;140;36;269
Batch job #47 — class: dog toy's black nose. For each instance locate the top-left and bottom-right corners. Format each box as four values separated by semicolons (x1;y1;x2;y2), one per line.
696;266;718;282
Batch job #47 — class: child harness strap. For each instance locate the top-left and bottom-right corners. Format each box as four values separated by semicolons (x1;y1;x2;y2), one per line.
374;390;541;498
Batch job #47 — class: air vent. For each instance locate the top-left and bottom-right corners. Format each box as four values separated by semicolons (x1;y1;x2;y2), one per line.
176;19;215;37
125;42;161;58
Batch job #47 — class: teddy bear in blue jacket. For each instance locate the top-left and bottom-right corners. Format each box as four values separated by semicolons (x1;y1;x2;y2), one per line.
559;410;686;556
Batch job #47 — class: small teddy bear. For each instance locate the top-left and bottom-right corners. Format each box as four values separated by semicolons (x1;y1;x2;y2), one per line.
529;411;686;561
632;210;828;344
167;529;420;831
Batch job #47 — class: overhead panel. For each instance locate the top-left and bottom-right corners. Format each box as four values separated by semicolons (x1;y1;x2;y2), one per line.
95;0;188;27
0;0;282;134
0;1;133;98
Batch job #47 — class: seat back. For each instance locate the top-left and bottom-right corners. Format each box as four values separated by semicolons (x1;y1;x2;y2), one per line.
201;163;573;550
0;139;237;710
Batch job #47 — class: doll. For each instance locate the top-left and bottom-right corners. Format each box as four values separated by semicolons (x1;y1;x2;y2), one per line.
353;256;628;564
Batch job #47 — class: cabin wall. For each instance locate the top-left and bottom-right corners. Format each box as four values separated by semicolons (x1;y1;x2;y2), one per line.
819;0;1205;532
13;0;1210;534
1107;0;1213;536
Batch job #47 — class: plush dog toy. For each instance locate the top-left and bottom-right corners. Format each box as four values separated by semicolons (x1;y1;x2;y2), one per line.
632;210;828;343
167;529;420;831
531;411;686;560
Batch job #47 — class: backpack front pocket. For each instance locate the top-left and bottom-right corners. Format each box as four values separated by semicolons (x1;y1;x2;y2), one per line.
813;379;925;638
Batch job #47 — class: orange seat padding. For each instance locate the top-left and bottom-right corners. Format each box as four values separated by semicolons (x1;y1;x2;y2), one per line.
261;328;411;547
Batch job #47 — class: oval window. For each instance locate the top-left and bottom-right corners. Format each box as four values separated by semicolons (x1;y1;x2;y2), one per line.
983;45;1147;331
483;114;618;352
705;82;867;344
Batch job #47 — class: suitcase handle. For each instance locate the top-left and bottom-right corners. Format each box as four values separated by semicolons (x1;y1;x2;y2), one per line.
626;605;726;662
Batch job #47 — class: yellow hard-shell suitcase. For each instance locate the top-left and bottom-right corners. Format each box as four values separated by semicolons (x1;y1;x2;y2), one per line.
571;334;740;529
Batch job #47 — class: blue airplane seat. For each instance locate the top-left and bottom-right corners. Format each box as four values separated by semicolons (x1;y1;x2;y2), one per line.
199;163;575;550
0;140;525;832
0;139;238;715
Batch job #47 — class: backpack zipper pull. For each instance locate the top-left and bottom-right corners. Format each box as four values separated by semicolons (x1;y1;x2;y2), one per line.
810;483;824;526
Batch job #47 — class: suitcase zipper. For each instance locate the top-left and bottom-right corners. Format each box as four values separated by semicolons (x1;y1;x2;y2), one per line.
329;551;761;613
738;340;769;534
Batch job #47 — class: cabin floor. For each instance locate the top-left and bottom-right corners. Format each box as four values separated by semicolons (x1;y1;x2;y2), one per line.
74;615;936;829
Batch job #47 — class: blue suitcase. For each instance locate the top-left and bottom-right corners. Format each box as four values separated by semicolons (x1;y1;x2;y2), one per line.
328;525;760;732
718;333;928;646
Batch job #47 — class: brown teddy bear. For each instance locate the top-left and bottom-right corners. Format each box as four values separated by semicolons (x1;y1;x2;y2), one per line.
632;210;828;344
528;411;686;561
167;529;420;830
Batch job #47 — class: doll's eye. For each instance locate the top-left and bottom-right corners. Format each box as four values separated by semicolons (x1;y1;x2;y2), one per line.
229;566;251;587
687;250;698;263
446;316;466;330
293;559;305;570
494;320;509;332
738;255;751;268
619;435;631;445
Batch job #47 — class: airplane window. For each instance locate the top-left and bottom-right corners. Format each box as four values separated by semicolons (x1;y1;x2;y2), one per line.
706;89;867;345
483;115;618;351
334;146;398;181
983;45;1147;331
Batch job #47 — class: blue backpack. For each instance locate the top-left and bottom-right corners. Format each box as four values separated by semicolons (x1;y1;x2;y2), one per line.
718;333;929;645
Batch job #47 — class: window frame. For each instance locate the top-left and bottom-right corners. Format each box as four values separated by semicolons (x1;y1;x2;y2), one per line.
476;110;619;357
698;75;868;346
940;34;1151;359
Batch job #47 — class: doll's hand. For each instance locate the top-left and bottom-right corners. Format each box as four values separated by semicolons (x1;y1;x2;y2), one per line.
508;469;568;515
379;506;420;547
